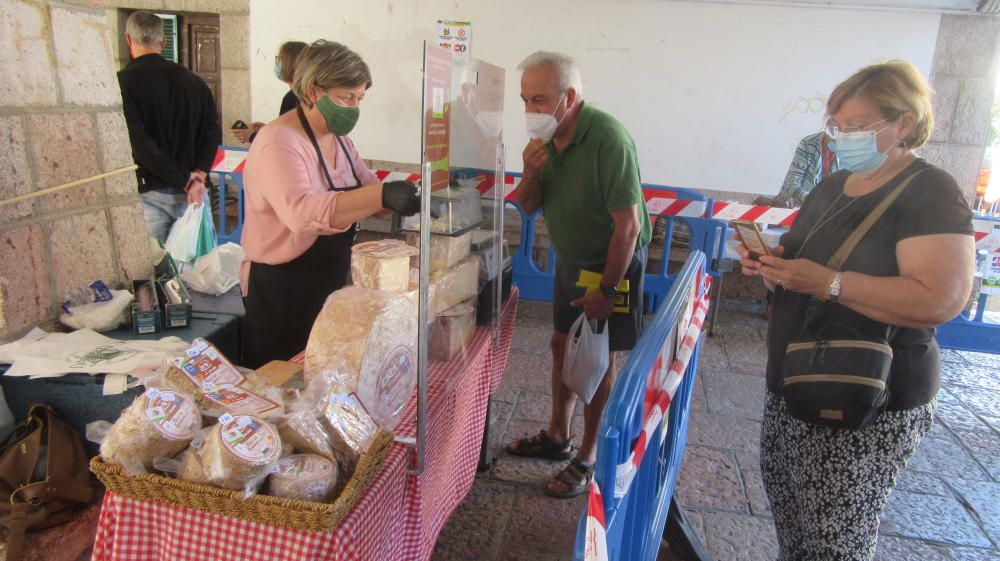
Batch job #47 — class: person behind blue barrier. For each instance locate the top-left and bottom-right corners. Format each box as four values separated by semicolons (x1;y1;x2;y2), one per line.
736;60;974;561
504;51;652;498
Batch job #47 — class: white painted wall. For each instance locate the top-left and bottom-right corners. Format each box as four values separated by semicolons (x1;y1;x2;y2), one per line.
248;0;940;194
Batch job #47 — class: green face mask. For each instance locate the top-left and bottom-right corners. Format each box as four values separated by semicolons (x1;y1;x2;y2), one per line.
316;95;360;136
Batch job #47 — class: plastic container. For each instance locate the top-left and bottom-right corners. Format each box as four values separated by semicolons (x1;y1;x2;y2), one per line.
402;187;482;235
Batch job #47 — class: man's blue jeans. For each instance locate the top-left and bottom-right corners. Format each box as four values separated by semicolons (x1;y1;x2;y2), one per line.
141;190;188;243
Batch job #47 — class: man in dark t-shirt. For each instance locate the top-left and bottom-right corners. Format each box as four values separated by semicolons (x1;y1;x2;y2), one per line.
118;11;221;242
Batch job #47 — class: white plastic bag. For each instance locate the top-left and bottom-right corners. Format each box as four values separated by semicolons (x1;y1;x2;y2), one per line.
165;196;216;265
180;243;244;295
59;289;133;331
561;313;610;404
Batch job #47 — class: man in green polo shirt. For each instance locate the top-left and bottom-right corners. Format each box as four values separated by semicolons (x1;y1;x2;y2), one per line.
505;51;651;498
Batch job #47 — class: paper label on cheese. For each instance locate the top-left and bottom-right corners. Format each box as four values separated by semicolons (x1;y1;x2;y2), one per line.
145;390;201;441
275;454;335;481
375;346;415;418
220;415;279;463
173;341;245;389
203;384;280;416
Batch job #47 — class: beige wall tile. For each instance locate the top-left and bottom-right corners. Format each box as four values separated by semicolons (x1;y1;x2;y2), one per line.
0;225;52;337
0;1;58;107
109;202;153;282
50;4;121;107
48;210;118;299
0;116;35;224
27;112;104;212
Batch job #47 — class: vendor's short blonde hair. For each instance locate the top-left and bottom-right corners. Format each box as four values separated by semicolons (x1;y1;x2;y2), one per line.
292;40;372;107
826;60;934;148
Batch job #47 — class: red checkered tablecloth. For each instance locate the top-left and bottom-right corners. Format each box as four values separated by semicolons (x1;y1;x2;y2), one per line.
92;290;519;561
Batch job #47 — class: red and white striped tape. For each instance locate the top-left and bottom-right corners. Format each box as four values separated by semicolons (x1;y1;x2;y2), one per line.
614;277;711;498
211;159;1000;252
584;482;609;561
210;148;248;174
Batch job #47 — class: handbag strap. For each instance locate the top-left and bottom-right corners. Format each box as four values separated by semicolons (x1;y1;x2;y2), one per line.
825;168;924;270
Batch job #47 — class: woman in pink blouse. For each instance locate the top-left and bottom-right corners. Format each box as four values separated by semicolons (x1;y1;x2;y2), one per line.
240;40;419;368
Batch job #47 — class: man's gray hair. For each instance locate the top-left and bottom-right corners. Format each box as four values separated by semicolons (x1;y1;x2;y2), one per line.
518;51;583;96
126;11;164;47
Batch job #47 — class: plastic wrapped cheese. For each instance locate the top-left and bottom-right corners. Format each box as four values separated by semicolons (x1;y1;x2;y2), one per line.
405;231;472;272
99;388;202;472
304;287;417;428
351;240;418;292
430;301;477;361
317;385;378;477
194;414;282;495
267;454;339;502
429;257;480;315
277;411;336;459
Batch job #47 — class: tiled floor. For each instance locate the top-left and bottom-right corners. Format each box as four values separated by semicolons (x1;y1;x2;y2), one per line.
432;299;1000;561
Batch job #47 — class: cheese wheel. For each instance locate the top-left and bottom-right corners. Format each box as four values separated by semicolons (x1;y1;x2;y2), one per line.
267;454;339;502
305;287;417;428
351;240;418;292
196;415;282;491
100;389;202;470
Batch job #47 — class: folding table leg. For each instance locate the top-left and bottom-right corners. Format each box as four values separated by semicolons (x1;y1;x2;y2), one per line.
477;400;492;472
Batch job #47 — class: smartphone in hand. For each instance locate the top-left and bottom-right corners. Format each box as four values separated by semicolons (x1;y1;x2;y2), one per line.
731;220;772;261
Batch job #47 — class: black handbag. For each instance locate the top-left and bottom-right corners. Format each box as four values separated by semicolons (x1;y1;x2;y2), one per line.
780;170;922;430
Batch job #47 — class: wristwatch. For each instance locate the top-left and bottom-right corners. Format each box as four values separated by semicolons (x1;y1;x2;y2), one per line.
599;284;620;300
828;272;844;303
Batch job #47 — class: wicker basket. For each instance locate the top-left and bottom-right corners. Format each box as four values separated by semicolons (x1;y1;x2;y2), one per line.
91;429;394;533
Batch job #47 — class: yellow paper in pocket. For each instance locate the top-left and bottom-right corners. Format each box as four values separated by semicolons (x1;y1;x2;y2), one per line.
576;269;630;313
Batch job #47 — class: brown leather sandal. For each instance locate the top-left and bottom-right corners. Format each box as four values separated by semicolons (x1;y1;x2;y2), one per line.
505;429;574;461
544;458;594;499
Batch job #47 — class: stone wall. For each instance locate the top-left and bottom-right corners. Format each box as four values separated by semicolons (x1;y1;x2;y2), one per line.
923;14;1000;201
0;0;251;341
1;0;154;340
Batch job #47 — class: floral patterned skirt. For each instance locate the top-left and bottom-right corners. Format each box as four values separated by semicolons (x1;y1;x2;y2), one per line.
760;392;934;561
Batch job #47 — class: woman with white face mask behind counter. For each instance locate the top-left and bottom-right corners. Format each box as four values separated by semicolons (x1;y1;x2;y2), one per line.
736;60;975;561
239;40;421;369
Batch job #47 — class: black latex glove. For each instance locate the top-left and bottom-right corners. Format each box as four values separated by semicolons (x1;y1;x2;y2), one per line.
381;181;421;216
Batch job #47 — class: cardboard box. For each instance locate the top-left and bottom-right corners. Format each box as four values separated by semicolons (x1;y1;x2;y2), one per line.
157;277;193;329
131;279;161;335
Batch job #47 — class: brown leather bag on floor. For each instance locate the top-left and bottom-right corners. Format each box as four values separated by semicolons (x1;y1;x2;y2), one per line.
0;403;95;561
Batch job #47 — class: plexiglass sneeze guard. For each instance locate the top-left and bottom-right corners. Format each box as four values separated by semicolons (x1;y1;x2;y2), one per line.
413;42;506;473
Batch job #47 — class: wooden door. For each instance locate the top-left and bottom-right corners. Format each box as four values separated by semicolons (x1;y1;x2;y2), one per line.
179;14;222;117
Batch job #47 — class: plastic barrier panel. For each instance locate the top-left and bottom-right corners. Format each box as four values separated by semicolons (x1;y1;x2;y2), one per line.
575;252;710;561
508;183;724;313
210;146;249;245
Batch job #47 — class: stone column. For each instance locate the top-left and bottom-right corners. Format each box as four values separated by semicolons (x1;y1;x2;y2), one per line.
923;14;1000;202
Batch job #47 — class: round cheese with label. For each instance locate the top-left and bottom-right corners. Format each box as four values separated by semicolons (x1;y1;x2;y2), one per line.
197;415;282;491
100;389;202;471
267;454;339;502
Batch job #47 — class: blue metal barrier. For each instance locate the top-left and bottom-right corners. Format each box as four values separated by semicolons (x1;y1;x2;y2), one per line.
573;251;708;561
212;145;248;245
508;182;724;314
936;295;1000;354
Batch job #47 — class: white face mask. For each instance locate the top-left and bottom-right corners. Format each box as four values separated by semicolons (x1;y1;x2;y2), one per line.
525;93;567;142
474;111;503;138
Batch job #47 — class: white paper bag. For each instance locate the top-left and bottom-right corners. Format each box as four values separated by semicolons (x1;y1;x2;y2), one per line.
561;312;610;404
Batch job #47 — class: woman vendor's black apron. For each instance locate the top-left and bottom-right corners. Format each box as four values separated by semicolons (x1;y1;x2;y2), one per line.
242;107;363;369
